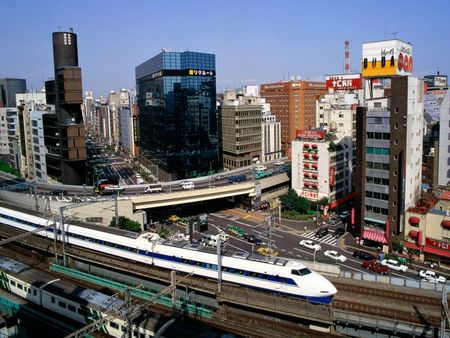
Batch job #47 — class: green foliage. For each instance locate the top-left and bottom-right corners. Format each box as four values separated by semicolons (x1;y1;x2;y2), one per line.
158;227;171;239
280;189;311;214
318;197;329;206
328;142;336;152
0;160;20;177
110;216;142;233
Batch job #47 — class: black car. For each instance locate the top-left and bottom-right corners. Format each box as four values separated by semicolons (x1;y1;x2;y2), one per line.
352;250;376;261
50;189;67;196
315;228;329;238
334;228;345;238
243;234;262;245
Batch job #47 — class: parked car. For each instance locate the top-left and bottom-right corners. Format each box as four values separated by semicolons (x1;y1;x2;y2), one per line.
419;270;447;283
255;165;267;172
352;250;376;261
299;239;321;251
339;211;350;219
380;259;408;272
213;174;225;180
362;260;389;275
274;160;285;166
243;234;262;245
315;228;329;238
333;228;344;238
324;250;347;263
227;175;247;183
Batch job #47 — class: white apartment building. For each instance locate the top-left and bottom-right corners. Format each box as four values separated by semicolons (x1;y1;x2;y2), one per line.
438;91;450;186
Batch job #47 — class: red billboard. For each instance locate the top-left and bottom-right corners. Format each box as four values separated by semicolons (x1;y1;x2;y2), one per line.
296;130;325;139
326;74;362;91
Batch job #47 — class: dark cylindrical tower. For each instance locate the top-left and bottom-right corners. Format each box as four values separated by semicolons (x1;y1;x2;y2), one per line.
52;31;78;69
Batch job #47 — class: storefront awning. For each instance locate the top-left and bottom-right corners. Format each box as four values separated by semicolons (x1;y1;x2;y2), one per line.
362;229;387;244
404;240;421;251
409;216;420;225
303;143;310;148
408;230;419;238
312;144;318;148
441;220;450;229
364;217;386;225
423;246;450;258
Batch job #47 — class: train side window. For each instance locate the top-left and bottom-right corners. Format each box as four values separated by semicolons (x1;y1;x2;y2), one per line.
58;301;66;309
10;280;16;286
68;305;76;312
33;289;37;296
110;322;119;329
51;296;55;304
17;284;23;290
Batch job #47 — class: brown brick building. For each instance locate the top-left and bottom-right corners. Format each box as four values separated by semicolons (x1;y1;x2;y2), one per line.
260;81;326;154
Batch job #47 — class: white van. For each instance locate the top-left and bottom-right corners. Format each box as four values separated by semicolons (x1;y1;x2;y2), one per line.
182;181;195;190
201;233;229;247
144;184;163;193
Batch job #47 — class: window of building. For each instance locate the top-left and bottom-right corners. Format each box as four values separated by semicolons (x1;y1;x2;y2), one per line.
374;102;382;108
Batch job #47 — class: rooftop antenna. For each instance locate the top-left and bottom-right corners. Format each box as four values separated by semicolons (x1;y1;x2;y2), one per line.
390;31;401;39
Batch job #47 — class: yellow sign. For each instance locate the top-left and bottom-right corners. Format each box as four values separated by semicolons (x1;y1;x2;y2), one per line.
361;40;413;78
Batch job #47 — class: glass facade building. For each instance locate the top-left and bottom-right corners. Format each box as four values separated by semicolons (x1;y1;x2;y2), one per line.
136;51;218;180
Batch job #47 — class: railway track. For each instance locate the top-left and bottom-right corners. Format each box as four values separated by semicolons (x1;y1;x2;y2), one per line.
0;223;443;335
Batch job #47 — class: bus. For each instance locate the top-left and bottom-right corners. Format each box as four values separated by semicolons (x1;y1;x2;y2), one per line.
94;184;125;196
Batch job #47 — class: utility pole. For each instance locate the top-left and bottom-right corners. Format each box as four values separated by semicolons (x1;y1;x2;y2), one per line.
217;235;222;293
114;193;119;226
33;179;39;211
59;206;67;267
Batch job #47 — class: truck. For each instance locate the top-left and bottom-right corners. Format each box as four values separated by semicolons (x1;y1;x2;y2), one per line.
94;184;124;196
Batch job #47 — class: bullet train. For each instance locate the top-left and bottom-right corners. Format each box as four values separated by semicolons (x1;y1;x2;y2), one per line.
0;206;337;304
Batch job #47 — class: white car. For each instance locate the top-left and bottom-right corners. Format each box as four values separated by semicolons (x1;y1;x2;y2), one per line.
299;239;321;251
255;165;267;172
324;250;347;263
380;259;408;272
274;160;285;166
419;270;446;283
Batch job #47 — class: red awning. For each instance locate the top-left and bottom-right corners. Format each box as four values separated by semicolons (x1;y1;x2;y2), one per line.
362;230;387;244
304;173;310;177
409;216;420;225
312;173;318;178
312;163;318;168
312;144;318;148
304;163;310;168
442;220;450;229
423;246;450;258
404;240;422;251
304;153;310;158
408;230;419;238
304;143;310;148
312;153;319;158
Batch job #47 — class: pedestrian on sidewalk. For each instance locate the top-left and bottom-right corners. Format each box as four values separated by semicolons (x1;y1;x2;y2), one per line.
304;226;307;232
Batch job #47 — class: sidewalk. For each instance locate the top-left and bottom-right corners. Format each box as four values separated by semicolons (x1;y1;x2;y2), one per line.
338;231;450;275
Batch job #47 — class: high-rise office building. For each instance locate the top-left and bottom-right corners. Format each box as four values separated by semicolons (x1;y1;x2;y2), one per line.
260;80;326;154
355;40;423;249
0;78;26;108
220;90;263;170
44;30;86;185
135;51;218;181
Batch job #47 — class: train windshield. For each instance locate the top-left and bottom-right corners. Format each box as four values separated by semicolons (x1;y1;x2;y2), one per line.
291;268;312;276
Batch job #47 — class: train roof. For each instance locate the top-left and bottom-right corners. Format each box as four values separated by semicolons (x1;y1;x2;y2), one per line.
0;256;124;312
156;237;292;267
0;201;139;239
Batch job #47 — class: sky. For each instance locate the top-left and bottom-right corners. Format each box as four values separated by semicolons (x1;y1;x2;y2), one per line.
1;0;450;97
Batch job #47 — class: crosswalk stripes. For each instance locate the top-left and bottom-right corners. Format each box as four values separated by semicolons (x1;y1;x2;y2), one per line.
302;231;337;246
